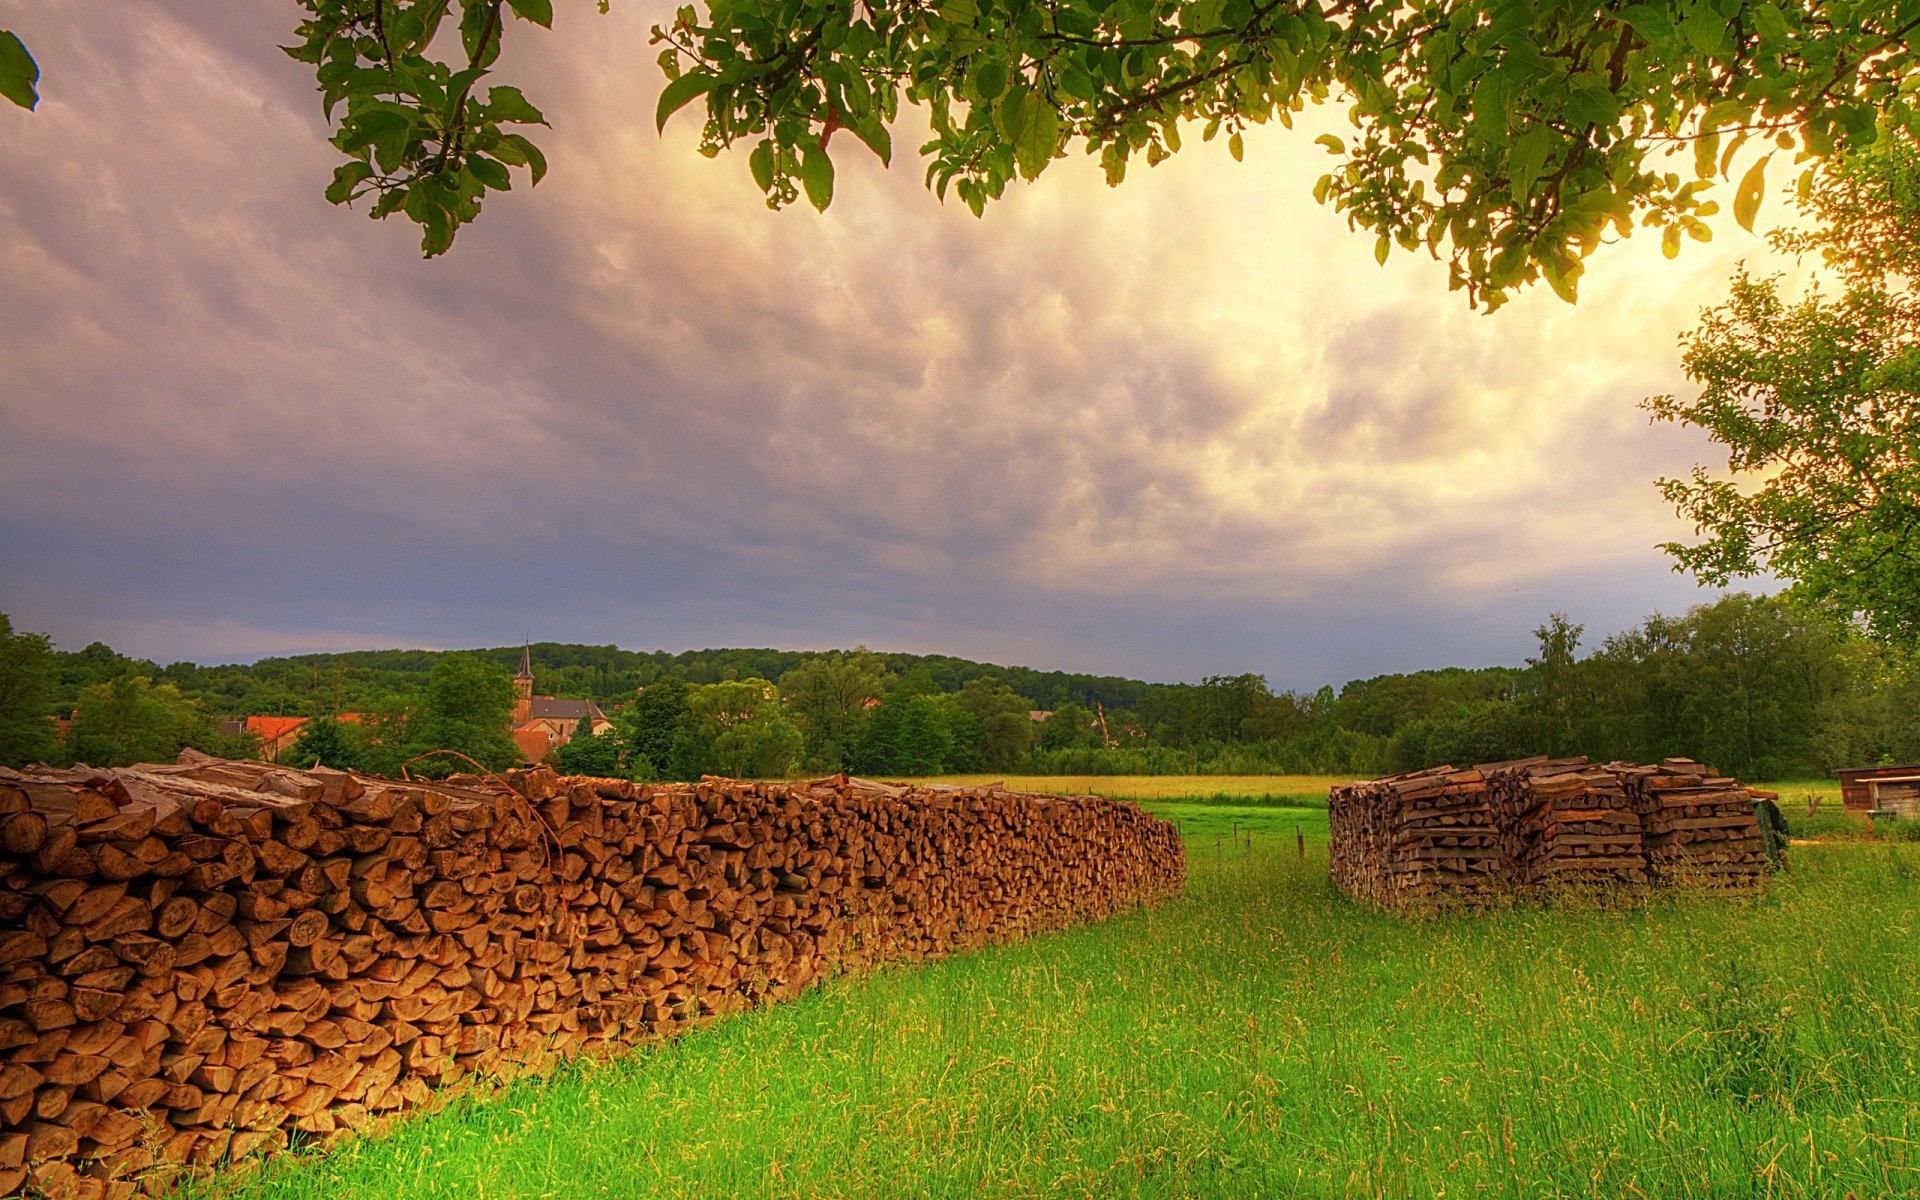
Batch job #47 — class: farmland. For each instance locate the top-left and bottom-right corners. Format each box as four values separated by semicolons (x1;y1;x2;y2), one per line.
186;777;1920;1200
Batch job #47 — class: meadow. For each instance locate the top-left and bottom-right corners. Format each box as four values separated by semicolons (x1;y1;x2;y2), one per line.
187;777;1920;1200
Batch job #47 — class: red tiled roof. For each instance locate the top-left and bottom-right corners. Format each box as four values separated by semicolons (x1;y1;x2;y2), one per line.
246;716;309;742
512;727;555;763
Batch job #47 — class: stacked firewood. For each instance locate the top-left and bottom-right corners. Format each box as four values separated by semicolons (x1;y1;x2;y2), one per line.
1485;757;1648;889
1608;758;1769;889
1335;757;1771;910
0;754;1183;1197
1328;766;1505;909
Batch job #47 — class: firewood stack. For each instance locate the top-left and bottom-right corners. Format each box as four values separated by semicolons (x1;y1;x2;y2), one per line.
0;754;1183;1197
1484;757;1648;890
1328;766;1505;910
1335;757;1770;911
1608;758;1769;889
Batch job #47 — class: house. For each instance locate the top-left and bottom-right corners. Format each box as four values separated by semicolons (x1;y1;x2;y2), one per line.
510;645;612;762
223;713;366;763
1839;764;1920;817
246;716;311;761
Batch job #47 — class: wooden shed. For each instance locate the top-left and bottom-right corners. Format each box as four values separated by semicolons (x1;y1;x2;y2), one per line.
1838;765;1920;817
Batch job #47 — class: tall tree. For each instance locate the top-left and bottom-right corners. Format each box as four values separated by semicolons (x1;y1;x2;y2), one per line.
63;675;256;768
399;653;523;775
280;716;365;772
954;677;1038;770
1648;131;1920;651
1529;612;1585;753
554;723;625;777
620;677;691;779
0;614;58;768
779;649;887;770
672;678;805;779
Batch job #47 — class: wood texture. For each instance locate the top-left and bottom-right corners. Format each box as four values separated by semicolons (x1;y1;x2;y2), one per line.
0;753;1184;1197
1331;756;1772;911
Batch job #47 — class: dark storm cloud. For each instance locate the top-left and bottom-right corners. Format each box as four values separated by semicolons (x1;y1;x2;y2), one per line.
0;0;1773;687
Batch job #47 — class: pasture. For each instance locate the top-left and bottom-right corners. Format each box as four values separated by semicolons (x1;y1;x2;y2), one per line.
188;773;1920;1200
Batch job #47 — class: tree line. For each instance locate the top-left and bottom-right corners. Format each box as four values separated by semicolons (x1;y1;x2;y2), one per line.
5;592;1918;781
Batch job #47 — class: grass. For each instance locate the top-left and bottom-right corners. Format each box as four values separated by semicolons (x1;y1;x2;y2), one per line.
919;774;1360;800
190;812;1920;1200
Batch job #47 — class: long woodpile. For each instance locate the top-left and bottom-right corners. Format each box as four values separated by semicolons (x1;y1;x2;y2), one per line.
0;753;1183;1197
1326;766;1504;909
1610;757;1768;888
1485;757;1648;889
1332;756;1769;911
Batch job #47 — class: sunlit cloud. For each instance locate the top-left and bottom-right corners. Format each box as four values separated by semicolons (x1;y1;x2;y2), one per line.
0;0;1790;684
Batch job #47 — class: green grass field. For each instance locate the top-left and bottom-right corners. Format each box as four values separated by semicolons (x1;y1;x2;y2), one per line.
189;777;1920;1200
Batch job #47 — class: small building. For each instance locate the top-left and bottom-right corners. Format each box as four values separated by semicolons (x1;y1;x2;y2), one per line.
1838;765;1920;817
246;715;312;761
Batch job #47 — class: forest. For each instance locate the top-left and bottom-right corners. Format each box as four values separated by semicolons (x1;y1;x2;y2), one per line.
3;591;1917;781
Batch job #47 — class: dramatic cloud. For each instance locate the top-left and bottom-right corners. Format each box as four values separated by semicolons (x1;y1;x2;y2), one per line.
0;1;1791;687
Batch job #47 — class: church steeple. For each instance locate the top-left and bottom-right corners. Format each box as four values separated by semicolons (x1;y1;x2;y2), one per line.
512;641;534;723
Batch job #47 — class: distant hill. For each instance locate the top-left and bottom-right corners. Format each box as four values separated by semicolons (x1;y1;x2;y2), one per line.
49;638;1183;718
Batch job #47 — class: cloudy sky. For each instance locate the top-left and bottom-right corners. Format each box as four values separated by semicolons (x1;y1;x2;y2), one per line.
0;2;1788;689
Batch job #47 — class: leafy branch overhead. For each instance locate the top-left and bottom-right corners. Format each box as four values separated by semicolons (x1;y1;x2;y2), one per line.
13;6;1920;302
285;0;557;257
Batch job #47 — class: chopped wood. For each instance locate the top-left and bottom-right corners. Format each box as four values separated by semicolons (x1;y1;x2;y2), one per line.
0;757;1181;1193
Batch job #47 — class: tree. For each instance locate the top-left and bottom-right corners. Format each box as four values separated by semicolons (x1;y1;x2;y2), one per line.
554;724;624;777
857;692;953;775
671;678;805;778
1528;612;1585;753
1648;131;1920;651
280;716;365;772
620;677;690;779
954;677;1037;770
399;653;522;776
253;2;1915;311
0;614;58;768
64;675;255;768
779;649;887;770
1040;700;1099;752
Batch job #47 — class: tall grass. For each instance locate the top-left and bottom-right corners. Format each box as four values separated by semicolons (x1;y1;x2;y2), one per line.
190;834;1920;1200
919;774;1360;800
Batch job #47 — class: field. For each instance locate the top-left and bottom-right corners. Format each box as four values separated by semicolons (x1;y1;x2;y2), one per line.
188;778;1920;1200
924;773;1359;800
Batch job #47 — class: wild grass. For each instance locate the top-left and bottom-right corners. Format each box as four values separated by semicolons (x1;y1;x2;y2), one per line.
190;819;1920;1200
918;774;1360;800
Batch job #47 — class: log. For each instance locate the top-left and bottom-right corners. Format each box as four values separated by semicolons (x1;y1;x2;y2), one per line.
0;757;1183;1194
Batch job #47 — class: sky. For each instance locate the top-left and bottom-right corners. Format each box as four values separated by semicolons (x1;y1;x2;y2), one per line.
0;2;1792;690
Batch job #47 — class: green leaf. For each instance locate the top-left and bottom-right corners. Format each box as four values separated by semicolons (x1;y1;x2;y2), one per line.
749;141;776;192
1014;102;1057;181
486;86;546;125
1661;223;1681;259
1374;234;1390;265
502;133;547;184
1509;126;1553;203
850;116;893;167
1733;153;1770;233
0;29;40;110
801;144;835;211
655;71;714;133
325;161;376;204
972;59;1007;102
1314;133;1345;155
469;155;513;191
1228;132;1243;162
506;0;554;27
